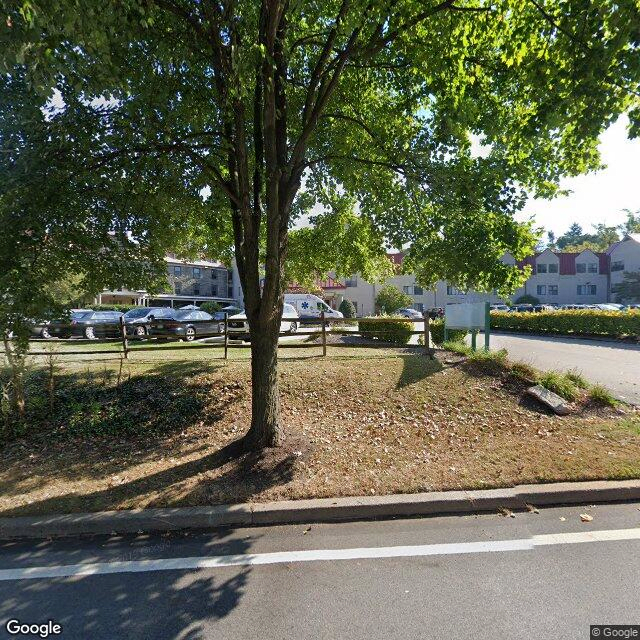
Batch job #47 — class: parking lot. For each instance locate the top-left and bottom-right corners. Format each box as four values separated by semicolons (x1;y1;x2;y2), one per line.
487;332;640;404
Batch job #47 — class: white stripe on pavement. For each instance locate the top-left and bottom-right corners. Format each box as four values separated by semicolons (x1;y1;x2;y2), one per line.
0;527;638;582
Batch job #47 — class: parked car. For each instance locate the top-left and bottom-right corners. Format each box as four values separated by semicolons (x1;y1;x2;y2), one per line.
48;310;124;339
123;307;175;337
227;303;299;342
397;307;423;319
29;320;52;339
490;304;510;312
511;304;534;313
427;307;445;319
148;309;224;341
533;304;555;312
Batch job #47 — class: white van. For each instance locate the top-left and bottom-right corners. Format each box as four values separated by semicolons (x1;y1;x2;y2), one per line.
284;293;343;319
227;303;299;342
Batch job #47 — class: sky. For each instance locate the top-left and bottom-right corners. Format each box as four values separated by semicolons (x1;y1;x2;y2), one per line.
517;115;640;237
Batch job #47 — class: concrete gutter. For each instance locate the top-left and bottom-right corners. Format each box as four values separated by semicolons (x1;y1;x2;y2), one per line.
1;479;639;540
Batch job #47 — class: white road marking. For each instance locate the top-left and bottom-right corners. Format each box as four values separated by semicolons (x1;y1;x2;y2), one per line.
0;527;638;582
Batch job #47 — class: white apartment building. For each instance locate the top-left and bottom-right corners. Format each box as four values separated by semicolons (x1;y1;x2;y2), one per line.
322;234;640;316
98;256;239;308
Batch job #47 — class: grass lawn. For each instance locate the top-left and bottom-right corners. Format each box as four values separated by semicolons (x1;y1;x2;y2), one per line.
0;348;638;517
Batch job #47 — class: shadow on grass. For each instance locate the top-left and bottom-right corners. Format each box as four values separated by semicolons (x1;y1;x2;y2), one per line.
0;360;247;499
395;354;443;389
0;526;257;639
0;436;296;517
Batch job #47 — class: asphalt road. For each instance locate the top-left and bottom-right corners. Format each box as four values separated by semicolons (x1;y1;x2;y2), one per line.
1;503;639;640
484;332;640;404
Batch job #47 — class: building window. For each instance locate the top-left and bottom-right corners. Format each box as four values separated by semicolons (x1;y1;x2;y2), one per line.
577;284;597;296
173;266;182;277
536;285;546;295
588;263;598;273
345;276;357;287
576;263;586;273
611;260;624;272
413;303;424;312
211;285;218;297
402;286;411;294
447;285;464;295
175;283;182;294
537;263;547;274
193;285;200;295
414;286;423;295
548;285;558;295
548;263;558;273
193;267;201;278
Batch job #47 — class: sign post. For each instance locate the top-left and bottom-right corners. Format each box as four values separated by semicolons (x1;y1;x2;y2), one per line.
445;302;489;352
484;302;491;351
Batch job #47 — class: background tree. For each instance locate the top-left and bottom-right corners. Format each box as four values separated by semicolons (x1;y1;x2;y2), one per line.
201;301;223;315
613;272;640;304
376;285;413;315
338;299;357;319
555;222;621;252
3;0;640;448
620;210;640;235
514;294;540;305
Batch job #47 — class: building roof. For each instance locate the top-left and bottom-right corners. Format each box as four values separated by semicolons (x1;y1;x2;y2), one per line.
517;251;609;275
287;276;347;292
387;252;404;265
165;256;226;269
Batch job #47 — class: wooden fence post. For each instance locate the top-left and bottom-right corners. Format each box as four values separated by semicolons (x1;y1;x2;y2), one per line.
119;316;129;359
223;312;229;360
423;312;433;359
321;310;327;357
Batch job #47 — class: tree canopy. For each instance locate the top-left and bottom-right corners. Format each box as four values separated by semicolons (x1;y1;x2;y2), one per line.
376;285;413;314
3;0;640;446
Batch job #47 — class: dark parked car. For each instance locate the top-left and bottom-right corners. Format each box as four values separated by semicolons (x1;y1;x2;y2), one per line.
123;307;175;337
510;304;534;313
149;310;224;341
48;310;124;339
427;307;445;319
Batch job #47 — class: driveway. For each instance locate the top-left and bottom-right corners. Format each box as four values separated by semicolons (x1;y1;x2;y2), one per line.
486;332;640;404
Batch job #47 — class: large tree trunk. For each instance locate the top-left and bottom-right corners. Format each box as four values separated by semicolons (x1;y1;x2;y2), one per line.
245;317;283;448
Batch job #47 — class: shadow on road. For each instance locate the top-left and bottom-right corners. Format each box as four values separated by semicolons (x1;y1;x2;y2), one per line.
0;527;256;639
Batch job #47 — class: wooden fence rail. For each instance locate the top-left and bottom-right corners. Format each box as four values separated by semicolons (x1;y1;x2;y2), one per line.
3;314;436;361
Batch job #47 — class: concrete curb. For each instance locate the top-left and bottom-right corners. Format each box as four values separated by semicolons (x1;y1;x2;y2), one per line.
1;479;639;540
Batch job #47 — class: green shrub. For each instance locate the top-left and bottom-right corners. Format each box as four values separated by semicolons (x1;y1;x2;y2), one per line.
440;340;471;355
490;309;640;338
338;299;356;318
468;348;508;365
429;319;468;345
587;384;618;407
358;317;413;345
93;303;140;312
514;294;540;305
538;371;579;401
200;301;222;315
565;369;589;389
509;361;539;383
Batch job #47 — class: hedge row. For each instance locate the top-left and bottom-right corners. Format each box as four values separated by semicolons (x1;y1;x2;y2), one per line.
358;317;414;345
92;303;140;312
428;319;468;345
490;310;640;338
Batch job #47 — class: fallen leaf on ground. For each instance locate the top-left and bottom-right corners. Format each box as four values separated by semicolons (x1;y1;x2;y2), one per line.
580;513;593;522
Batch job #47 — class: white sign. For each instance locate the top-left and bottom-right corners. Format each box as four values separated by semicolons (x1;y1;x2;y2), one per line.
445;302;486;330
